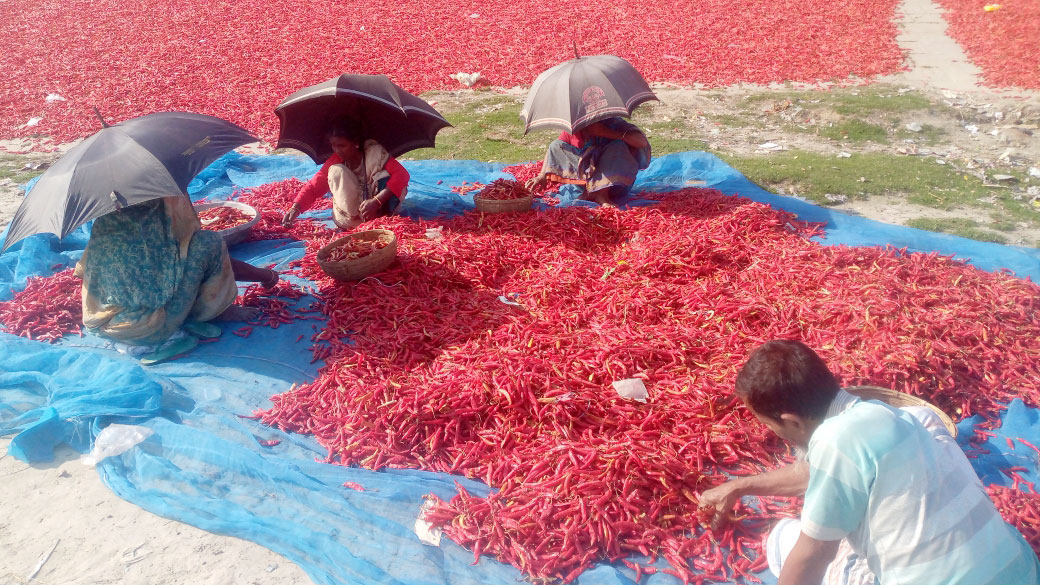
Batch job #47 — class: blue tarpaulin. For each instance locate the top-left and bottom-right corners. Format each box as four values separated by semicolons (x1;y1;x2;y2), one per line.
2;151;1037;585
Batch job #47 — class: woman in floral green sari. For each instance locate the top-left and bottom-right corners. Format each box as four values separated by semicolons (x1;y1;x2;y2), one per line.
75;194;276;362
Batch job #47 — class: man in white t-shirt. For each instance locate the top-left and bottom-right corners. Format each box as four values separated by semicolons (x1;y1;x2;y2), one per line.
698;340;1040;585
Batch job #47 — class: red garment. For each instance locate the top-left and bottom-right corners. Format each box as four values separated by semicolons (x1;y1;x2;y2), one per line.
292;153;409;212
558;131;584;148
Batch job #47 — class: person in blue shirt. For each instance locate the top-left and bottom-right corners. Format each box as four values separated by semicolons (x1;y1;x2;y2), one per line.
699;340;1040;585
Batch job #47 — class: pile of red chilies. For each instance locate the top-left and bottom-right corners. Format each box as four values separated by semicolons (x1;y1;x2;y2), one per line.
501;162;543;186
452;181;485;195
473;179;533;201
255;187;1040;583
234;179;335;242
238;280;310;329
3;182;1037;581
197;206;253;230
325;238;391;262
989;485;1040;547
501;162;561;204
0;269;82;342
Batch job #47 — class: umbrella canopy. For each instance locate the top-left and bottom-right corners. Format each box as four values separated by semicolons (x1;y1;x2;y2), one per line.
274;74;451;164
519;55;658;135
1;112;257;252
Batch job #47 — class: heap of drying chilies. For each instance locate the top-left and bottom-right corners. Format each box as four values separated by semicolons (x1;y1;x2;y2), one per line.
254;186;1040;583
473;178;533;201
0;268;82;342
234;179;335;242
325;235;393;262
197;205;253;230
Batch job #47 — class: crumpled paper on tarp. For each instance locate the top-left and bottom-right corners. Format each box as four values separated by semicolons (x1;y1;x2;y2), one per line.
612;378;648;403
414;499;442;546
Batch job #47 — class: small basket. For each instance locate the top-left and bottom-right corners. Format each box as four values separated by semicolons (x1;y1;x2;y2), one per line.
194;201;260;247
844;385;957;438
316;229;398;281
474;194;534;214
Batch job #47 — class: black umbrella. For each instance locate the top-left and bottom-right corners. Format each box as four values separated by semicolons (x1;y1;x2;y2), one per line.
1;112;257;252
274;74;451;164
519;55;658;135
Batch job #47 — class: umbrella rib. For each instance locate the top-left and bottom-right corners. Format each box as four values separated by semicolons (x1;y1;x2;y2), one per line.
624;91;659;108
572;107;631;123
277;138;320;160
400;106;449;122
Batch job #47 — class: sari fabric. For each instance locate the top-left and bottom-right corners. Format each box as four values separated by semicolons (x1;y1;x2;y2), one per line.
540;117;651;194
75;195;236;345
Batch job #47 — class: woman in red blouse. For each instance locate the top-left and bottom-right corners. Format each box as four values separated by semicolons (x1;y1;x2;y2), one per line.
281;121;410;231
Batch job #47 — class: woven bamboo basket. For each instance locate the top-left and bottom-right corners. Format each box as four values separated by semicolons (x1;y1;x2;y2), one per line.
316;229;397;281
193;201;259;247
844;385;957;438
474;194;534;213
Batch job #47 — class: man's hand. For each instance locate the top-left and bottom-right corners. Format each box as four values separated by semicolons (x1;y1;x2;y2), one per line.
281;205;299;227
525;174;548;192
698;481;744;530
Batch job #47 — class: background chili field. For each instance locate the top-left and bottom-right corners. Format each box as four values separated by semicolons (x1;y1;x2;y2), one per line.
0;0;907;147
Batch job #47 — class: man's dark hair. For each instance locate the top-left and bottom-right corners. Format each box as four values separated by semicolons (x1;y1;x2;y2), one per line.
735;340;840;422
326;119;362;144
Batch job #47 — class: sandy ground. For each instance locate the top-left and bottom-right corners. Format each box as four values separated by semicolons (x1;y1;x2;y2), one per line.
0;439;313;585
1;2;1039;584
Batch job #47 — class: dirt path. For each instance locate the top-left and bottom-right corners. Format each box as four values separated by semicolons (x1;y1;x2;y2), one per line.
887;0;986;93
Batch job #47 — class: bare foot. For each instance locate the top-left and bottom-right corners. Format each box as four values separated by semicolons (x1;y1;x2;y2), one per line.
212;305;260;322
594;193;616;207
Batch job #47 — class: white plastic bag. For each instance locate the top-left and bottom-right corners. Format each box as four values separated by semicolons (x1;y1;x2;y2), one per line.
612;378;648;403
414;499;442;546
449;72;484;87
81;424;155;466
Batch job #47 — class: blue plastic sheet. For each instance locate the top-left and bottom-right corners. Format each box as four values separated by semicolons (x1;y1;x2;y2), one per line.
2;151;1038;585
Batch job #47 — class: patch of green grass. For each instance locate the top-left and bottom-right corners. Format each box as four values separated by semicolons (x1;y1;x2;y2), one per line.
905;217;1008;244
818;119;888;143
709;113;762;128
405;94;548;163
0;155;44;184
636;120;711;154
720;150;1040;238
988;214;1018;232
718;151;992;208
892;123;947;144
740;86;936;116
829;88;933;116
994;189;1040;224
